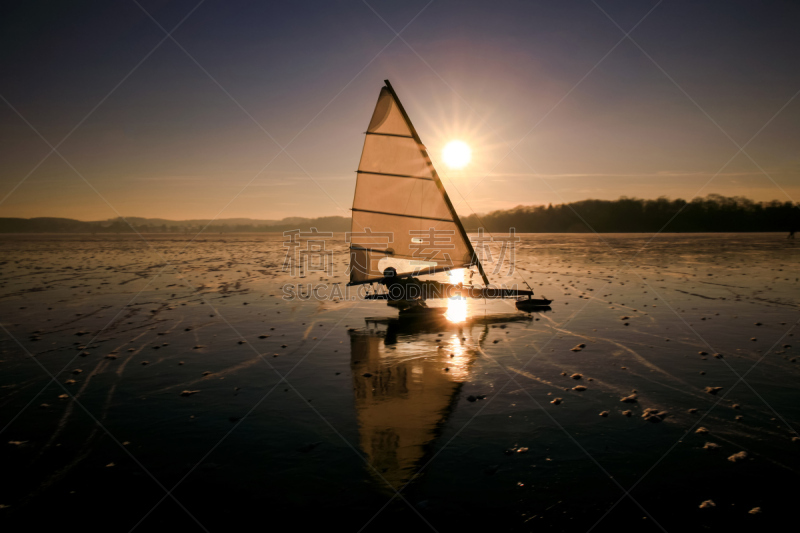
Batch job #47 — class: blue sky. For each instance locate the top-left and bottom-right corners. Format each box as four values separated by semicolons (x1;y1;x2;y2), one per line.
1;0;798;220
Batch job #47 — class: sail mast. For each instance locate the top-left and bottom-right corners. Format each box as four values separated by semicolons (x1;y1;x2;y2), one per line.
382;80;491;287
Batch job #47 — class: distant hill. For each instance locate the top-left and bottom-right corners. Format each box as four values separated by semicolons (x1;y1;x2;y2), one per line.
113;216;317;227
1;196;797;233
0;215;351;233
118;217;283;227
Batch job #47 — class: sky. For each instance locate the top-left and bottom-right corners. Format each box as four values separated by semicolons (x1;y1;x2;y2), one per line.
1;0;799;221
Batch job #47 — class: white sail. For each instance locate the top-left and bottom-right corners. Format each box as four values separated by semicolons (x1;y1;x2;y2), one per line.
348;82;485;285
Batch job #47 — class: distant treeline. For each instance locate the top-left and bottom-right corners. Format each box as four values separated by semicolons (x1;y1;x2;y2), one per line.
461;195;800;233
1;196;797;233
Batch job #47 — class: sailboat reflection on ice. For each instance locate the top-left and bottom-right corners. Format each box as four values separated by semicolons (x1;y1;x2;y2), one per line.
348;312;533;489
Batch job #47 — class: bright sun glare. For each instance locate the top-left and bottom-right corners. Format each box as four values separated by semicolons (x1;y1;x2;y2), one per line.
445;268;467;323
442;140;471;169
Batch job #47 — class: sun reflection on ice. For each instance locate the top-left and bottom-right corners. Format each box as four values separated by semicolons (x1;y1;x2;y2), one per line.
443;334;470;380
445;268;467;323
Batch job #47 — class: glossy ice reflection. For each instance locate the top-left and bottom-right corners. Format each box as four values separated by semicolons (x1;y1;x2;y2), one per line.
350;314;531;488
2;234;799;531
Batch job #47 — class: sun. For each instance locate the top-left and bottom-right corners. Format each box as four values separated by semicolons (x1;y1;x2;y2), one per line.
442;140;471;169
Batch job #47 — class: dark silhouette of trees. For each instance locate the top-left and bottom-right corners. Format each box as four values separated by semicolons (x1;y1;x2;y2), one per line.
460;195;799;233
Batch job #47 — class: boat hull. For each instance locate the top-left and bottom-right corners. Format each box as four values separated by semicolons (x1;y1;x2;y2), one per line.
398;306;448;318
515;298;553;312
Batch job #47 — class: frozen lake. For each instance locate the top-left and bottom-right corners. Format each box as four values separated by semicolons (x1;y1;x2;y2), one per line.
0;233;798;531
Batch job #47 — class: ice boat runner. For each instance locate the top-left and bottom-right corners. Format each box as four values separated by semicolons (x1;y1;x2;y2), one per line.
347;80;551;314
